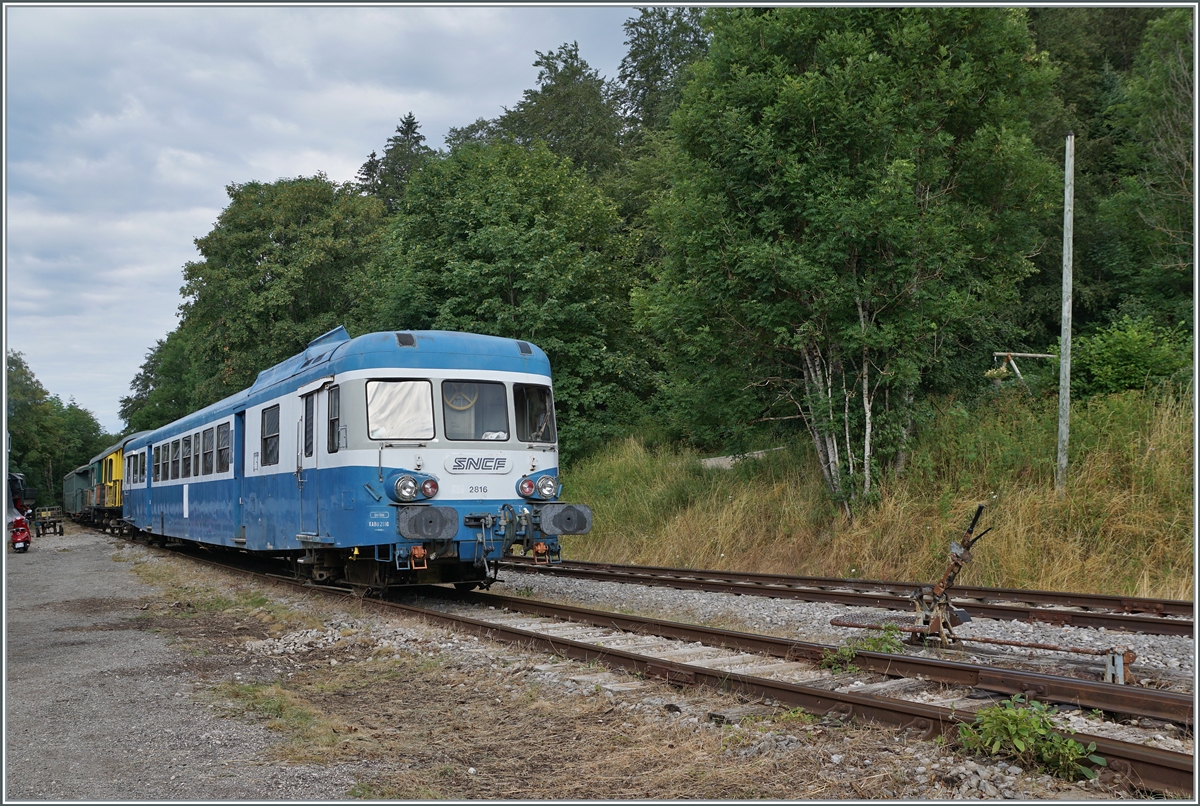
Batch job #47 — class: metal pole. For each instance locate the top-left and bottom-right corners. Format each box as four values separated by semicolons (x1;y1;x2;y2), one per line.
1056;132;1074;494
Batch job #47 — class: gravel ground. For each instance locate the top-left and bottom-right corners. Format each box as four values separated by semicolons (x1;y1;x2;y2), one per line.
4;525;1163;800
4;525;376;800
496;571;1195;680
494;571;1195;754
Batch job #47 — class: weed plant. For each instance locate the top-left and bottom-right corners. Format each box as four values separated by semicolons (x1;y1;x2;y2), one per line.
958;695;1107;781
819;625;904;672
562;387;1192;597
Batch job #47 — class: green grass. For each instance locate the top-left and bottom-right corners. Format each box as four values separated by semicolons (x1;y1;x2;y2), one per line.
561;387;1193;598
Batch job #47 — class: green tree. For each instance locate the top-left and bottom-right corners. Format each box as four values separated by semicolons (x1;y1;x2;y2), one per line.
1108;10;1193;323
1072;316;1191;397
118;330;196;432
1015;7;1169;344
7;351;110;500
618;7;709;132
647;8;1058;507
7;350;51;487
180;175;386;408
495;42;625;178
444;117;501;151
365;142;646;459
356;113;435;213
354;150;382;196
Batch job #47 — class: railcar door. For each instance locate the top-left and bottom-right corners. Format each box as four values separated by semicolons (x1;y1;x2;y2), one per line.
297;391;320;538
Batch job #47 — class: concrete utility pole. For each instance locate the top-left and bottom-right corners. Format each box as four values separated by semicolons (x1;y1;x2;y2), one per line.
1056;132;1075;494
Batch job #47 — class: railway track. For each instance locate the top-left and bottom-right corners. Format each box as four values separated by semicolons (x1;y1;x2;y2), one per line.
419;587;1193;726
500;558;1195;637
147;542;1192;796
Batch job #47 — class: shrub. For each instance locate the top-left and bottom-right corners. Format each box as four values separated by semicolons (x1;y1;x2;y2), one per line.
1072;316;1191;397
958;695;1107;780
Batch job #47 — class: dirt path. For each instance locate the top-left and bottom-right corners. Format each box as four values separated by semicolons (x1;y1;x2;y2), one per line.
3;524;367;800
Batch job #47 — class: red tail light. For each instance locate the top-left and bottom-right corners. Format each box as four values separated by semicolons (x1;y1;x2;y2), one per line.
420;479;438;498
518;479;535;497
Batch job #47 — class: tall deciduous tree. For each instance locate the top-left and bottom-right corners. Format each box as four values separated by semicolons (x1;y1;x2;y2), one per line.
618;7;709;132
1015;7;1168;343
118;330;195;432
180;175;386;407
496;42;624;177
648;8;1057;508
1116;10;1193;302
365;142;646;459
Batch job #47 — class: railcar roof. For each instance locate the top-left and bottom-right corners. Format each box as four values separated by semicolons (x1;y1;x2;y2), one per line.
88;430;153;465
248;328;551;391
126;328;552;446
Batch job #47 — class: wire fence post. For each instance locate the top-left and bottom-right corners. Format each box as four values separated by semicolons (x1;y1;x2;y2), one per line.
1056;132;1075;494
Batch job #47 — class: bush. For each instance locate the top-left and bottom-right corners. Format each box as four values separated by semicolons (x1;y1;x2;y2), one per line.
1072;316;1191;397
958;696;1107;781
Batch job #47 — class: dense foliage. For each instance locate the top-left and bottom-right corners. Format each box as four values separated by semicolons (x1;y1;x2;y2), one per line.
359;142;648;459
91;7;1189;508
7;351;112;502
180;175;386;410
646;8;1061;506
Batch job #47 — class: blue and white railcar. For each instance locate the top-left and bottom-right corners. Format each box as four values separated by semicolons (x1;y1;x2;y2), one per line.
121;327;592;590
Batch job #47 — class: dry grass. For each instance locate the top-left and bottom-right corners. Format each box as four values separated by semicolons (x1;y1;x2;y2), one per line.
563;389;1194;599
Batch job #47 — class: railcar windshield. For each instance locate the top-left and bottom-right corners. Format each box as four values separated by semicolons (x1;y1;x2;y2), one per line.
442;380;508;441
514;384;556;443
367;380;435;440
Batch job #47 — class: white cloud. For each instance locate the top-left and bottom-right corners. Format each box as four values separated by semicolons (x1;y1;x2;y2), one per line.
154;148;219;188
5;5;636;434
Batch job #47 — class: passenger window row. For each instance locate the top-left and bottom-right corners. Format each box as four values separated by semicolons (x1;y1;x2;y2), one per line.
150;423;230;483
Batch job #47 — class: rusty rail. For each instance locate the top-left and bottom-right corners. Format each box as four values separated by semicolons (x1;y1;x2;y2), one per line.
159;546;1195;796
402;593;1192;796
429;588;1192;726
501;559;1194;636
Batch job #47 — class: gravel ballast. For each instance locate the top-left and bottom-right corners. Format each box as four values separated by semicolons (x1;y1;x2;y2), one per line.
4;525;1161;800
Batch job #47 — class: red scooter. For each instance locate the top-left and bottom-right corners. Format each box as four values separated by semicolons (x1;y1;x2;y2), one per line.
10;514;31;553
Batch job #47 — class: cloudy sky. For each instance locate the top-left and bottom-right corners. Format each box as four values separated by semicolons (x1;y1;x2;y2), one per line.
5;4;635;434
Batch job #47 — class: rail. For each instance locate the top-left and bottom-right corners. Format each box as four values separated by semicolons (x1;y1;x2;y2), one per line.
151;544;1192;796
500;558;1194;637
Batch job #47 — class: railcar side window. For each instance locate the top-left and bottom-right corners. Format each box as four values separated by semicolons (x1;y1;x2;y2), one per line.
367;380;433;440
182;436;192;478
216;424;230;473
442;380;508;441
514;384;556;443
139;452;146;483
193;432;201;476
303;394;315;457
171;440;181;480
327;386;341;453
153;447;161;482
262;406;280;466
202;428;214;475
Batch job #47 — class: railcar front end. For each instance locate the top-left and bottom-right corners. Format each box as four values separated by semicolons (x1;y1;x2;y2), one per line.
121;328;592;590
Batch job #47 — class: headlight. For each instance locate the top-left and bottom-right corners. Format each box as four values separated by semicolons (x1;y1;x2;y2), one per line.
420;478;439;498
536;475;558;498
518;478;535;497
394;475;418;501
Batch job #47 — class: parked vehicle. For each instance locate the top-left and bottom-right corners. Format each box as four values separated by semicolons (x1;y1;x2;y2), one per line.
120;327;592;591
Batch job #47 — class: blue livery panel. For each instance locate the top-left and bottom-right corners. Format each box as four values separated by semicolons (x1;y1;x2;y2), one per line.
119;329;591;589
